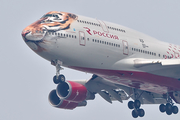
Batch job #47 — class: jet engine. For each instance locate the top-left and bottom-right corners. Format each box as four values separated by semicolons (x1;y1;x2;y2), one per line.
49;81;95;110
56;81;88;102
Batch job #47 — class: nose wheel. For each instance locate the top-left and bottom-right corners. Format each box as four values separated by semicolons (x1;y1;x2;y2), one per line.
53;74;65;84
51;60;66;84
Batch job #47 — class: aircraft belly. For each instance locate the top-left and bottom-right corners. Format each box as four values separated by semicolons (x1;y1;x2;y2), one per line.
70;66;180;94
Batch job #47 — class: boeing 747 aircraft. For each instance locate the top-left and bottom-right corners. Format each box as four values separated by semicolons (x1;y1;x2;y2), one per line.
22;11;180;118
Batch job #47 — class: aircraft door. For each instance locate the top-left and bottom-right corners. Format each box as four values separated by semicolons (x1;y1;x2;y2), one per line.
79;31;86;46
122;40;129;55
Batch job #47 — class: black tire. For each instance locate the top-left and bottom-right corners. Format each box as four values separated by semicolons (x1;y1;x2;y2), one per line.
134;100;141;109
159;104;166;113
166;103;172;115
166;109;172;115
128;101;134;109
53;74;65;84
53;76;60;84
166;103;172;111
132;110;138;118
59;74;65;82
138;109;145;117
172;106;179;114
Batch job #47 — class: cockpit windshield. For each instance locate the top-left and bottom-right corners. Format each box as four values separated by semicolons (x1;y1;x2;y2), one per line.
41;14;59;19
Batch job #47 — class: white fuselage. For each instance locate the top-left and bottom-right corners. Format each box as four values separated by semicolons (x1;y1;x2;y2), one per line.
22;11;180;94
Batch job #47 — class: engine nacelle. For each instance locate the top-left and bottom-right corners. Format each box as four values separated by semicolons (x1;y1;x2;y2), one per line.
56;81;88;102
49;89;87;110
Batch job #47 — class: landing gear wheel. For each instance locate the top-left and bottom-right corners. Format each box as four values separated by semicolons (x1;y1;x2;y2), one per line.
134;100;141;109
166;109;172;115
59;74;65;82
128;101;134;109
159;104;166;113
172;106;179;114
166;103;172;115
53;74;65;84
138;109;145;117
132;110;138;118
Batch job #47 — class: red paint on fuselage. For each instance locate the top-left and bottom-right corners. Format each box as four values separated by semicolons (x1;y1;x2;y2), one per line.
70;66;180;94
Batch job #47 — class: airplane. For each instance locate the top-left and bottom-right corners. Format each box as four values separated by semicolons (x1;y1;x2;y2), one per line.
21;11;180;118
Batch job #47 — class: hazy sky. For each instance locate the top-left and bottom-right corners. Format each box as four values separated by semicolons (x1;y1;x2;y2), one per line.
1;0;180;120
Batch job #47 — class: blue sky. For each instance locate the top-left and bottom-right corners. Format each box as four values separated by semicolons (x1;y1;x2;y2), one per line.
1;0;180;119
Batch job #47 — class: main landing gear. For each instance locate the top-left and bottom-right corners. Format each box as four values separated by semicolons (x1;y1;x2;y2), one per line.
159;94;179;115
128;100;145;118
51;60;66;84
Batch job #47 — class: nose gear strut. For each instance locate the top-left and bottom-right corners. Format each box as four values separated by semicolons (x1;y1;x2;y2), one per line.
51;60;66;84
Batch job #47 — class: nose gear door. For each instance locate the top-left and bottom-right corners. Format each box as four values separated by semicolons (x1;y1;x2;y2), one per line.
79;31;86;46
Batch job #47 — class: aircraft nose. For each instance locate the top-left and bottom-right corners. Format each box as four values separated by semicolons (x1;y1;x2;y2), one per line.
21;30;31;42
22;30;30;37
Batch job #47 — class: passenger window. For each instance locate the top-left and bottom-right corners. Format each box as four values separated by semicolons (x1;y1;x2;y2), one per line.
69;35;71;38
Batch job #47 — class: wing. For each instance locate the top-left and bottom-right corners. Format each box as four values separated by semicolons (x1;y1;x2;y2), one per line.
133;58;180;79
85;75;167;104
134;58;180;67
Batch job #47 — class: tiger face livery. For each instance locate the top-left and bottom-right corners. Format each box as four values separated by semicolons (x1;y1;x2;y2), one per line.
22;11;77;52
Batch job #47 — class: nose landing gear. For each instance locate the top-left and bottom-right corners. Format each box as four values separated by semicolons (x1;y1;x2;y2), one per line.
51;60;66;84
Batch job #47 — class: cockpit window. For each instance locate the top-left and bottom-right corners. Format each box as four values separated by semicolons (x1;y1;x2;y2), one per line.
41;14;59;18
41;14;52;18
